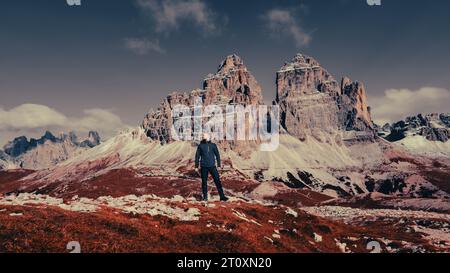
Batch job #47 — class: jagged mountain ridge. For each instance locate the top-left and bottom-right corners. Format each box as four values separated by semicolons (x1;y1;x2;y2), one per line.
0;131;101;170
380;113;449;142
378;113;450;157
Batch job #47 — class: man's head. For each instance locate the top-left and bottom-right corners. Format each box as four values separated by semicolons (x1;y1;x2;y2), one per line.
202;132;211;142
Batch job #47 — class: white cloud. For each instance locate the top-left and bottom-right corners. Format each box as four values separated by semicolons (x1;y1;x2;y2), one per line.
0;104;131;146
370;87;450;125
264;9;311;48
0;104;67;129
136;0;217;34
124;38;166;55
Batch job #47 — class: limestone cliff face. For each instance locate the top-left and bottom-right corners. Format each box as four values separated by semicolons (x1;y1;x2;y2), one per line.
203;54;263;106
142;54;264;143
340;78;372;131
276;54;339;100
143;53;375;144
142;90;205;143
275;54;374;140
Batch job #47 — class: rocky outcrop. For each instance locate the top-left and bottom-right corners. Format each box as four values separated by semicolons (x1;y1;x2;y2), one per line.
382;113;450;142
144;53;376;145
4;131;58;157
276;54;374;140
80;131;101;148
1;131;102;170
0;150;12;170
3;136;32;158
276;54;340;99
340;78;372;131
143;54;264;143
204;54;263;105
143;90;204;143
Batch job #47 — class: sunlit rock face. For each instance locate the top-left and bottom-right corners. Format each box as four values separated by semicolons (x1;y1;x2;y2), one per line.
203;54;263;106
142;54;264;144
275;54;374;140
143;53;376;145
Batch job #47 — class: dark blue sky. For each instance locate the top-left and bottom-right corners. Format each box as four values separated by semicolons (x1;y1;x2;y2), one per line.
1;0;450;126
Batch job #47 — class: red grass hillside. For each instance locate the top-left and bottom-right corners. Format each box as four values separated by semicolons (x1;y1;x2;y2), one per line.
0;170;34;194
0;200;441;253
0;169;332;207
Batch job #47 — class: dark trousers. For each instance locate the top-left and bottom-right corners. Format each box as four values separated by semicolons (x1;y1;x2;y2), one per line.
200;166;226;199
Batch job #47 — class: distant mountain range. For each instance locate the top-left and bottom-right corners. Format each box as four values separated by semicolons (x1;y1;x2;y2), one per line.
378;113;450;157
0;131;100;170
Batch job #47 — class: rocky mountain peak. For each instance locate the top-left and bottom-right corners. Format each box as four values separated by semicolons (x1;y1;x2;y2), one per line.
2;131;101;159
203;54;263;105
43;131;56;140
276;53;338;100
61;132;79;144
3;136;30;157
144;54;264;143
279;53;322;71
382;113;450;142
341;76;352;92
276;53;374;140
216;54;246;75
341;80;372;127
80;131;101;148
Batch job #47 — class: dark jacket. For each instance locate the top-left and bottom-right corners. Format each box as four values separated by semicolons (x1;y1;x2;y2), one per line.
195;140;221;168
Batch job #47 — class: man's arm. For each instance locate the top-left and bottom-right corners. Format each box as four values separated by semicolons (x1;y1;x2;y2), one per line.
195;146;201;168
213;144;221;168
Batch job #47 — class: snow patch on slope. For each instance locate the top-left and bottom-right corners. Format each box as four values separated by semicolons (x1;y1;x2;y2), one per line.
395;135;450;157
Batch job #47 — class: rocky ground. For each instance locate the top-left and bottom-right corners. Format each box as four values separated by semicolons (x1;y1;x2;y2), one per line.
1;194;448;253
0;170;449;253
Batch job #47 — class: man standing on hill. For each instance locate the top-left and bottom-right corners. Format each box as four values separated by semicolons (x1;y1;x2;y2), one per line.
195;133;229;202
